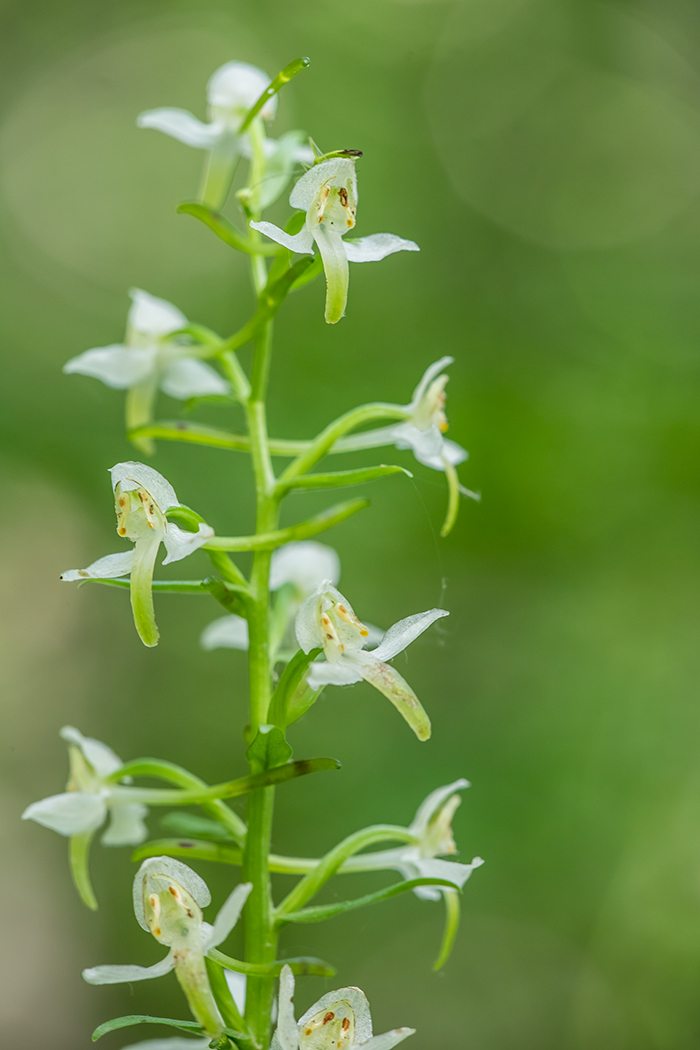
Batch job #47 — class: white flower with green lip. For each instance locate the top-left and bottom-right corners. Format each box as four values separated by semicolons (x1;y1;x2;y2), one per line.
22;726;147;845
61;462;213;648
295;582;448;741
63;289;228;452
137;61;312;210
84;857;251;1040
250;157;420;323
349;780;484;899
272;965;414;1050
201;540;341;653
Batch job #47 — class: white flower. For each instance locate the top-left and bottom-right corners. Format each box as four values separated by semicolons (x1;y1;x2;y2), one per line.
137;62;312;210
22;726;147;845
390;780;484;900
201;541;341;653
390;357;467;471
250;158;419;323
84;856;251;1039
295;582;448;741
63;290;228;444
272;965;414;1050
61;462;213;647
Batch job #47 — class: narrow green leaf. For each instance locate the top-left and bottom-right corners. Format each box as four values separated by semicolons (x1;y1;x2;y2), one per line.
239;56;311;132
268;648;322;728
202;576;248;618
112;756;341;805
205;498;370;552
279;464;411;494
177;201;278;256
246;725;293;771
132;837;244;866
92;1014;202;1041
277;878;460;926
291;254;323;291
208;950;335;979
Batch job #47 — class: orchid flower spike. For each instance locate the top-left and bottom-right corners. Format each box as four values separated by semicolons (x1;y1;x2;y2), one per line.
61;462;213;648
83;856;252;1040
295;582;448;740
137;61;312;210
63;290;228;453
272;965;415;1050
22;726;147;909
250;157;420;323
201;541;342;653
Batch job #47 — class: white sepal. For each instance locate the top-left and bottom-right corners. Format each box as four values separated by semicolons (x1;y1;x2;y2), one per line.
401;855;484;901
161;521;213;565
60;550;134;582
133;857;211;932
359;1030;416;1050
137;108;222;149
82;952;175;985
22;792;106;836
409;779;470;839
203;883;252;950
101;802;149;846
270;541;341;595
63;345;156;388
306;662;364;688
344;234;419;263
275;965;298;1050
289;158;357;211
371;609;449;663
207;61;276;120
298;985;373;1045
160;359;229;400
59;725;123;777
110;461;180;512
129;289;188;336
249;221;314;254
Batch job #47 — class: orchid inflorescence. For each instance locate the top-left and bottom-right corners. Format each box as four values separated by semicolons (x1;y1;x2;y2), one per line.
25;57;483;1050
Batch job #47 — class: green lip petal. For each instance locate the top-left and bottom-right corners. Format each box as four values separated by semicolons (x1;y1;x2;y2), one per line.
313;226;349;324
356;655;432;741
129;531;162;647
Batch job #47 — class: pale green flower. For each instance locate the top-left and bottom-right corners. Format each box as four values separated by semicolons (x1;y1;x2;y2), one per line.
272;965;414;1050
295;582;448;740
84;856;251;1040
61;462;213;647
251;158;419;323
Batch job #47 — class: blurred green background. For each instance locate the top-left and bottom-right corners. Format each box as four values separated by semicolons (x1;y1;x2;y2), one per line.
3;0;700;1047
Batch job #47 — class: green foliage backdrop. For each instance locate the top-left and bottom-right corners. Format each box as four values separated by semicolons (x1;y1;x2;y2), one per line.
2;1;700;1048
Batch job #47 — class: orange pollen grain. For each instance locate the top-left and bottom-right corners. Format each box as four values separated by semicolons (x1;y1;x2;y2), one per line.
323;1012;335;1024
342;1018;351;1031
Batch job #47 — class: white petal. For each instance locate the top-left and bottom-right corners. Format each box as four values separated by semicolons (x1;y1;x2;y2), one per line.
249;221;314;254
289;158;357;211
204;883;252;950
409;780;470;839
200;615;249;652
22;792;106;836
344;233;420;263
110;461;180;511
63;345;156;389
160;358;230;400
59;726;123;777
224;970;247;1013
61;550;134;582
128;289;188;337
294;585;325;653
404;856;484;900
83;952;175;985
409;357;454;409
119;1040;209;1050
360;1029;416;1050
102;803;149;846
274;965;298;1050
306;660;364;688
207;62;276;120
298;986;372;1045
412;438;468;471
137;108;221;149
133;857;210;932
371;609;449;663
162;522;213;565
269;542;340;594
